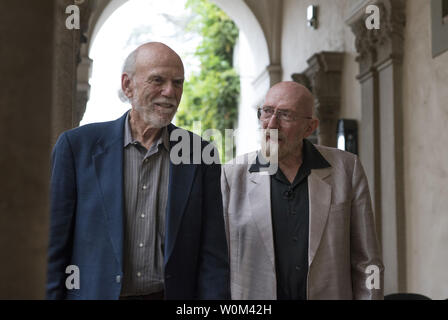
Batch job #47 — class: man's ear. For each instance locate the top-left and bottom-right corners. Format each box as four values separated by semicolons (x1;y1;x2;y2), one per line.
304;118;319;138
121;73;133;98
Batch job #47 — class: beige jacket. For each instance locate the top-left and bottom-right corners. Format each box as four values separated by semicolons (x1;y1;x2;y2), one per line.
221;145;384;300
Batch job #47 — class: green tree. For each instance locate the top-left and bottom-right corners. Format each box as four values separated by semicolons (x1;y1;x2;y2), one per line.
176;0;240;162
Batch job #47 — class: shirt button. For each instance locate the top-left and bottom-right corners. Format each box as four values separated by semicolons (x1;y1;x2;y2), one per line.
137;272;141;277
139;243;143;248
293;237;298;242
116;275;121;283
295;266;301;271
143;158;149;163
142;185;148;190
141;214;145;218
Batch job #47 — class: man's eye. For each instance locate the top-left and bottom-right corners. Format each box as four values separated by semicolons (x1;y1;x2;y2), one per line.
263;107;274;114
151;77;163;84
275;111;292;121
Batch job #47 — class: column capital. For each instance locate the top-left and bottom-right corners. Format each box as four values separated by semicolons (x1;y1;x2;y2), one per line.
348;0;406;75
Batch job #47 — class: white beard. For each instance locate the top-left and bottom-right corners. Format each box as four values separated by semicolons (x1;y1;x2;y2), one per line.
132;98;176;128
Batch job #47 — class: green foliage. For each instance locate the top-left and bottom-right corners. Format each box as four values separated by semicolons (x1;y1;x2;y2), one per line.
176;0;240;161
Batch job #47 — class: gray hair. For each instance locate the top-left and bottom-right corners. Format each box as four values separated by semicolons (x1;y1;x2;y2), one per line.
118;48;139;103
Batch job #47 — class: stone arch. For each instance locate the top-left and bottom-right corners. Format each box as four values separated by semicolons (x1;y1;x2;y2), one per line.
83;0;272;88
76;0;131;127
210;0;274;153
79;0;273;153
87;0;130;53
211;0;270;84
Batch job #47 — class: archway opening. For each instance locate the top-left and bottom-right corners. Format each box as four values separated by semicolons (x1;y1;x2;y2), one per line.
82;0;270;155
81;0;201;125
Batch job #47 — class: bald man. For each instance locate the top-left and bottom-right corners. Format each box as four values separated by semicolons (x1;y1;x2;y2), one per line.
46;42;230;300
221;81;384;299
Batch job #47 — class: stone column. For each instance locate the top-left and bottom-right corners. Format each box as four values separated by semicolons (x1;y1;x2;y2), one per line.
292;52;344;147
52;0;78;144
0;0;55;299
267;64;282;87
347;0;406;294
52;0;92;143
349;15;382;225
245;0;283;87
0;0;94;300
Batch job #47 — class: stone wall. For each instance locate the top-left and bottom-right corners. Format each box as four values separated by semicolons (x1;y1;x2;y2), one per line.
402;0;448;300
281;0;361;129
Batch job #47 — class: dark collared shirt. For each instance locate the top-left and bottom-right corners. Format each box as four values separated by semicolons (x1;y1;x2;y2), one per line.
249;139;330;300
120;113;170;297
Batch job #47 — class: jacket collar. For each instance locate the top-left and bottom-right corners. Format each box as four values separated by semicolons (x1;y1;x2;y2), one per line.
248;139;331;174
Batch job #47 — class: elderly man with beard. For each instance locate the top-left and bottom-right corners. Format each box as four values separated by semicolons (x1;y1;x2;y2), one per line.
46;42;230;300
221;81;384;300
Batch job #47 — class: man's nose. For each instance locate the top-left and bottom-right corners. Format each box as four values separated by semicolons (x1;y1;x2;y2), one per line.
266;114;279;129
161;81;176;97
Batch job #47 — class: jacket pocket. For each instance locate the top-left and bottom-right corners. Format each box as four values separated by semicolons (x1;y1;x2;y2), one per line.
330;200;350;212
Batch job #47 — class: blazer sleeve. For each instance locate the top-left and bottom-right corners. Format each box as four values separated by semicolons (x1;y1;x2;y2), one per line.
46;132;77;299
196;157;231;299
350;155;384;299
220;164;231;247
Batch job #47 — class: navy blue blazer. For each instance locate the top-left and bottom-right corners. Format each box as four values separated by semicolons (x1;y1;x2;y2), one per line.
46;112;230;299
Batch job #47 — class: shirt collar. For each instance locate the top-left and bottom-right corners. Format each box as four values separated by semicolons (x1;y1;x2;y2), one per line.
249;138;331;173
123;112;170;151
123;112;133;147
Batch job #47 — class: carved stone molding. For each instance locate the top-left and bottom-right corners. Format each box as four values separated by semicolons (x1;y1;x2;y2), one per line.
349;0;406;76
74;1;93;126
292;51;344;147
75;53;93;125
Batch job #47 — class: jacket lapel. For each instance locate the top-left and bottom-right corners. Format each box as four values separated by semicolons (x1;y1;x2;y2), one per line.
308;167;332;266
164;162;197;263
248;171;276;268
92;114;127;270
164;124;197;263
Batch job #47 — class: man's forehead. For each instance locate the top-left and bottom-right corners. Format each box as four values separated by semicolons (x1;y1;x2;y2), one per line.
137;65;184;78
265;85;313;113
265;90;297;108
137;56;183;68
135;47;184;73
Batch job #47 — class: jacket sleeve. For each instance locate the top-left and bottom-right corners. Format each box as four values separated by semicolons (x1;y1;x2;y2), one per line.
220;164;231;249
196;155;231;299
350;155;384;299
46;132;77;299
